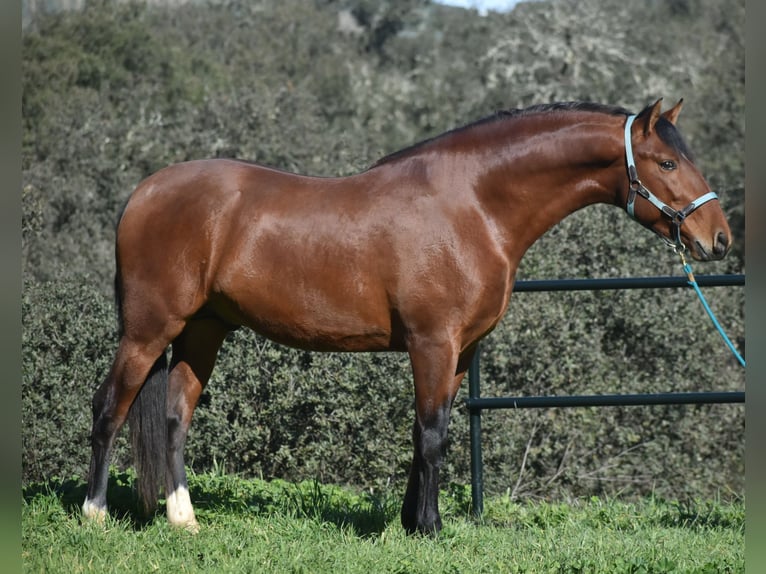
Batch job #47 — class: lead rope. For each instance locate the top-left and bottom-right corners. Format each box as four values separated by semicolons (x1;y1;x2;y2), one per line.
676;249;746;367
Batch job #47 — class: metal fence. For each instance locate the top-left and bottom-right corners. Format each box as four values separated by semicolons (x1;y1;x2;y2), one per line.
464;273;746;515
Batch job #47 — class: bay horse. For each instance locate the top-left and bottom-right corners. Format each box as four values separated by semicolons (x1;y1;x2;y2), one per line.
82;99;732;535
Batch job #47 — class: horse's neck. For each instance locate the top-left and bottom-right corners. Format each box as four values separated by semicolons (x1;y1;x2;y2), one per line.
469;118;624;262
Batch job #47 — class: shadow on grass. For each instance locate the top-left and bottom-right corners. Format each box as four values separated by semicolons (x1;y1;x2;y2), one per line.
22;471;158;530
23;474;743;539
22;472;400;537
187;475;400;537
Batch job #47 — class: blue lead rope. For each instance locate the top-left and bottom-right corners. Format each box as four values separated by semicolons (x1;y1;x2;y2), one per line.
679;251;746;368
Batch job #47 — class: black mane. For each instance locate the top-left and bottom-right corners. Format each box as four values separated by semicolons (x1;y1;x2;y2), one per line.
370;101;694;167
651;113;695;162
370;101;633;168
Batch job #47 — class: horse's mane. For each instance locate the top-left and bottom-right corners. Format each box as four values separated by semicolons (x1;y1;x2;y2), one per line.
370;100;691;167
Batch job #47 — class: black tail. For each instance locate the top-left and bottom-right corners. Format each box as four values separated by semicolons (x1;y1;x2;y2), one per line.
128;352;168;516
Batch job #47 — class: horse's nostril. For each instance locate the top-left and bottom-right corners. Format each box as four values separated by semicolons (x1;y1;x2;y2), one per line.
713;231;730;256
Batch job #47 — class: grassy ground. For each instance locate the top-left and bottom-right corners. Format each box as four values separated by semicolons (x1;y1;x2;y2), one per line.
22;469;744;573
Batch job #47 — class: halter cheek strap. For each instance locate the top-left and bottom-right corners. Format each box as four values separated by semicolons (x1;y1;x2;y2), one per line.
623;114;719;250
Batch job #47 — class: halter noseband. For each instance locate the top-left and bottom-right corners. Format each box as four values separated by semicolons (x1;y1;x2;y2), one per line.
623;114;718;251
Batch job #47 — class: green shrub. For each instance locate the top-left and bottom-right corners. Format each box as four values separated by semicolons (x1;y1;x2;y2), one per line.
22;278;122;484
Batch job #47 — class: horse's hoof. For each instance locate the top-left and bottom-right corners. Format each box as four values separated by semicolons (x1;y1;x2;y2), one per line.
167;486;199;533
170;518;200;534
81;499;107;524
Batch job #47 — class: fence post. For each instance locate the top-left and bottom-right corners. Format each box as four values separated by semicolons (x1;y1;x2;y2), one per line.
468;344;484;517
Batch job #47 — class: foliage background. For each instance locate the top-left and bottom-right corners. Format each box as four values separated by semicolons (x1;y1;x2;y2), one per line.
22;0;745;503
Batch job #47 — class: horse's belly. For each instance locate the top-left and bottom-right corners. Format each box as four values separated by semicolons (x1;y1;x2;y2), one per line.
248;319;396;353
210;282;400;352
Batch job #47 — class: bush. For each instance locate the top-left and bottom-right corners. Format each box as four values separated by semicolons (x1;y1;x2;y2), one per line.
22;278;121;484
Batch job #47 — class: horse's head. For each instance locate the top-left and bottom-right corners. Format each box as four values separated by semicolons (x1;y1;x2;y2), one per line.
622;98;732;261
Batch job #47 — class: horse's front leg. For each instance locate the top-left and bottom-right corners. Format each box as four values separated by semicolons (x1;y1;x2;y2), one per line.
401;338;468;535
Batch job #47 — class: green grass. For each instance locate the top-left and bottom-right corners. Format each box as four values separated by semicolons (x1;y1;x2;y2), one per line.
22;470;744;573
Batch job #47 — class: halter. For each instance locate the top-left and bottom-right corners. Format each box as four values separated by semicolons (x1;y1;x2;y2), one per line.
623;114;719;251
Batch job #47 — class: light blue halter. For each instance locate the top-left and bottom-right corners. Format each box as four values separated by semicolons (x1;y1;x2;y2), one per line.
623;114;719;251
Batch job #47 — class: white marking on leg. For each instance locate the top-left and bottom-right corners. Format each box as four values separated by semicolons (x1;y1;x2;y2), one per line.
166;486;199;533
82;498;107;523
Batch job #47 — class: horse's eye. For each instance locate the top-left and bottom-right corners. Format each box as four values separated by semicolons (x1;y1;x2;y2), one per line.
660;160;677;171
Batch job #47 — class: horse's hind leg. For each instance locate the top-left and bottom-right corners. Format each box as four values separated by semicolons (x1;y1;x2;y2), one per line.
83;336;171;522
165;318;230;531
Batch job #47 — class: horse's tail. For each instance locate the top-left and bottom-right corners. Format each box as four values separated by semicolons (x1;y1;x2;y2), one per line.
128;352;168;516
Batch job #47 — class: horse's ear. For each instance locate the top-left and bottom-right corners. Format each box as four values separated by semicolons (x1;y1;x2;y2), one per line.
642;98;664;136
662;98;684;125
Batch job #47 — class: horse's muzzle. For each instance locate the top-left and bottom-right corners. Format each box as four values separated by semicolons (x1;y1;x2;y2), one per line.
693;231;731;261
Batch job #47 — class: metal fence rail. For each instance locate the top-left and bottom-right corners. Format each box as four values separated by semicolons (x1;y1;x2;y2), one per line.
464;273;745;516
